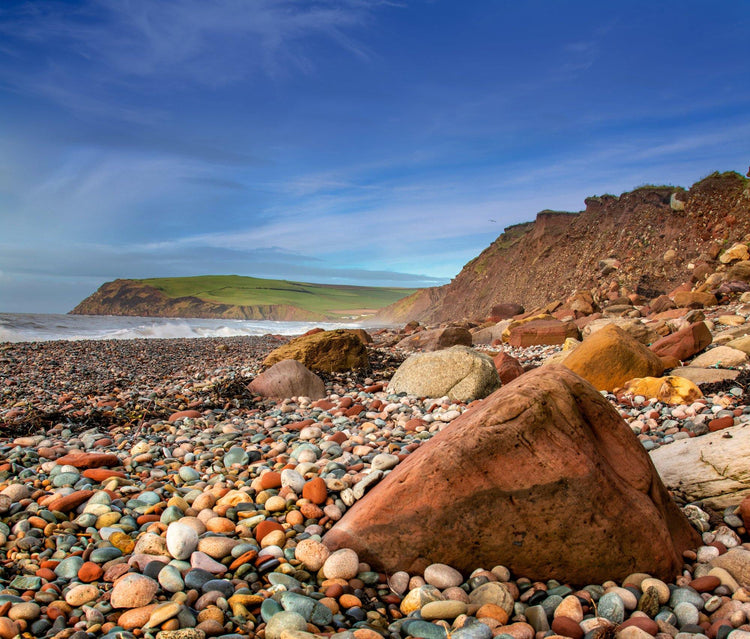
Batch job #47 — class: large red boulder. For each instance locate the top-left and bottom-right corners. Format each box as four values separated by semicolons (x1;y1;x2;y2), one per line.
323;366;698;584
649;322;712;362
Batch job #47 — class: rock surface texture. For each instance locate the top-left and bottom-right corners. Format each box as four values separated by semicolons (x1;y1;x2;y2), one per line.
247;359;325;399
562;324;665;391
325;366;699;583
650;424;750;508
387;346;501;402
262;329;368;372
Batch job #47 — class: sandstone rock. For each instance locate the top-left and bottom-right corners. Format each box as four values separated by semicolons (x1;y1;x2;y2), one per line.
728;261;750;282
507;319;580;347
650;424;750;508
720;243;750;264
727;335;750;355
617;376;702;405
669;367;740;385
690;346;748;368
471;320;512;345
562;325;665;392
489;303;524;321
581;318;659;346
387;346;501;402
247;359;325;400
711;549;750;587
649;322;712;361
396;326;473;351
55;452;119;469
672;291;718;309
649;295;676;314
263;329;368;372
324;366;698;583
493;352;525;385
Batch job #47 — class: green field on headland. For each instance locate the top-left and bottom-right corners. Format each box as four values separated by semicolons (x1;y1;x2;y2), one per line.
138;275;417;318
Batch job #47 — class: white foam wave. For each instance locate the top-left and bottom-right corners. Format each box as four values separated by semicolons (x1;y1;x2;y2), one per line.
0;313;361;342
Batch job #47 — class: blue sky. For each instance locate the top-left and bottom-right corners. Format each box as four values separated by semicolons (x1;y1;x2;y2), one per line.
1;0;749;313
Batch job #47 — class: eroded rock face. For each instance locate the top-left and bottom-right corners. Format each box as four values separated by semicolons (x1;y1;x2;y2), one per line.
324;366;698;584
387;346;500;402
649;322;712;361
263;330;368;373
562;324;665;391
248;359;325;400
396;326;473;352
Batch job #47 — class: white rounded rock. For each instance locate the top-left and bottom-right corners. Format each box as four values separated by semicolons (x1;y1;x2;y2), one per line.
166;521;199;560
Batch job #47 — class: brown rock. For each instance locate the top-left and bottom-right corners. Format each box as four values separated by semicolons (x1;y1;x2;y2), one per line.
396;326;473;352
302;477;328;505
110;574;158;608
263;329;368;372
562;324;665;392
168;410;203;423
493;352;525;385
551;616;583;639
323;366;698;583
55;452;119;469
649;322;712;361
739;495;750;529
649;295;676;314
247;359;325;400
507;319;580;347
47;490;95;513
672;291;718;308
489;303;525;321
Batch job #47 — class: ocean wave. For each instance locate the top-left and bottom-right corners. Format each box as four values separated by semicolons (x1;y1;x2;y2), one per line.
0;313;360;343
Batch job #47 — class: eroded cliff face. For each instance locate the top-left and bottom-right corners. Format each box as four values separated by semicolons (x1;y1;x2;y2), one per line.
70;279;323;321
375;172;750;324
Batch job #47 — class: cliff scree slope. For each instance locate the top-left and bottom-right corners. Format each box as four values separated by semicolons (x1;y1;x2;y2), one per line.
375;172;750;324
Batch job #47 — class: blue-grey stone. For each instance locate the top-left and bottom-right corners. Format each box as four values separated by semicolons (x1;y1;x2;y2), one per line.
267;573;301;590
261;598;284;623
674;602;700;628
525;605;550;632
202;578;234;597
597;592;625;624
451;621;493;639
9;575;42;591
224;447;249;468
55;555;84;579
280;591;333;626
540;594;563;618
90;547;122;563
401;620;448;639
184;568;214;590
670;588;704;610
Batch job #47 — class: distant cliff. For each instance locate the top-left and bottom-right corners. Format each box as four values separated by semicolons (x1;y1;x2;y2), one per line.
71;279;323;321
375;171;750;324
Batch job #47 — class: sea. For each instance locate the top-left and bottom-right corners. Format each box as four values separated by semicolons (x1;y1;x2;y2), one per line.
0;312;361;343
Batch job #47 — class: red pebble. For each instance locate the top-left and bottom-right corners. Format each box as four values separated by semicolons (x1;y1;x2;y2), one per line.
260;471;282;489
78;562;103;583
302;477;327;504
709;416;734;432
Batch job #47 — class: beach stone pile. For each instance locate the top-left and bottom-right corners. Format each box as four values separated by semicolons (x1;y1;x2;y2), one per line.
0;321;750;639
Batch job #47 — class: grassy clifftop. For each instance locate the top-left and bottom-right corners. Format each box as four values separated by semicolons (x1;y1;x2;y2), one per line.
72;275;417;321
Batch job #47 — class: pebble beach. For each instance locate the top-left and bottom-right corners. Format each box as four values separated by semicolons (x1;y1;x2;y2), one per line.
1;333;750;639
